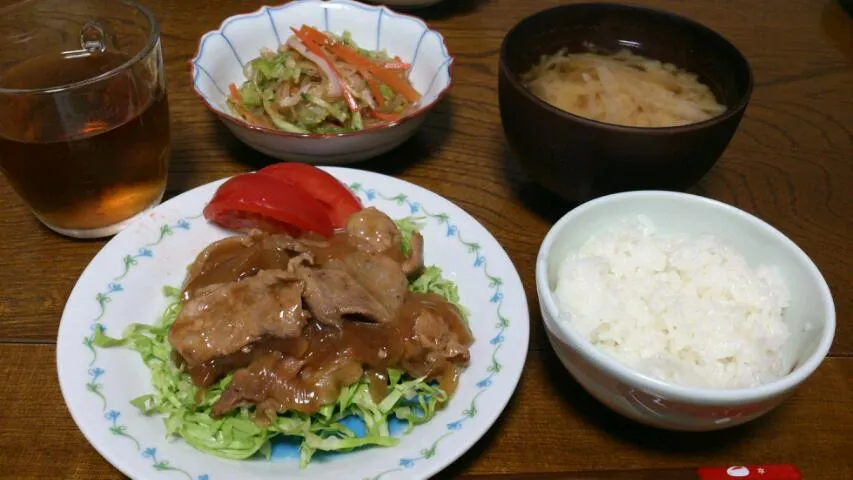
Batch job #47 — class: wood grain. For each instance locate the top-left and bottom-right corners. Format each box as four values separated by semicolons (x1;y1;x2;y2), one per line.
0;344;851;479
0;0;851;477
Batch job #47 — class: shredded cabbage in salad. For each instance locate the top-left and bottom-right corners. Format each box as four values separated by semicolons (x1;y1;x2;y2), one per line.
226;26;420;134
95;218;466;467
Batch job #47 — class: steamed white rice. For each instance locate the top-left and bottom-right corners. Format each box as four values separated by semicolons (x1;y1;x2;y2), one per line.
553;215;791;389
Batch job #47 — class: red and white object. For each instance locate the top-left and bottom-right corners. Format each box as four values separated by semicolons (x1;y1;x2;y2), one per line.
697;465;801;480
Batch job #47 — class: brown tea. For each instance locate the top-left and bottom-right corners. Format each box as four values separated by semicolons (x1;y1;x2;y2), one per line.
0;50;170;233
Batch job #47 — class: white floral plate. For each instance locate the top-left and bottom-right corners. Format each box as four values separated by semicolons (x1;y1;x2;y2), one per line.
57;167;529;480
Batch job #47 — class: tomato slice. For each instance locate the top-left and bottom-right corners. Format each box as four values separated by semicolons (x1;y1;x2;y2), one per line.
256;163;363;228
203;173;335;237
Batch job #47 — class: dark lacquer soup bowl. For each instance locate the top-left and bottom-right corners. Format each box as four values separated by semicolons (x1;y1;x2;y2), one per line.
498;2;753;203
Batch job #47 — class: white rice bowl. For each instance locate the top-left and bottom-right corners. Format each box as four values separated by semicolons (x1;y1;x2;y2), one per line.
553;215;792;390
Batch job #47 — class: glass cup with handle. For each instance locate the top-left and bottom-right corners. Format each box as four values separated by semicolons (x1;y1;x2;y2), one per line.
0;0;171;239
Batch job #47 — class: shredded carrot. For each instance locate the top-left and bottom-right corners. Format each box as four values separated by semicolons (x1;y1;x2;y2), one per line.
329;44;420;103
230;100;272;128
297;25;331;48
366;76;386;108
228;83;242;103
370;109;401;122
299;25;420;103
290;27;330;63
289;27;358;111
300;26;385;107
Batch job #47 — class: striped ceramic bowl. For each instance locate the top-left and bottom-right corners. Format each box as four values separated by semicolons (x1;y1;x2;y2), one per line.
191;0;453;164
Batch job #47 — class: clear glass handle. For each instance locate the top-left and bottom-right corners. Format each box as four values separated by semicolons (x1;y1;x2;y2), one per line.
80;20;106;53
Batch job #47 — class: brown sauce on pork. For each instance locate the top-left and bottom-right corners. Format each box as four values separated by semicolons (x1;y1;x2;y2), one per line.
166;207;472;421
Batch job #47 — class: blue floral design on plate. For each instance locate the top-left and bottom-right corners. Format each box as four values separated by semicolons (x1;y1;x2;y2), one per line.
81;175;520;480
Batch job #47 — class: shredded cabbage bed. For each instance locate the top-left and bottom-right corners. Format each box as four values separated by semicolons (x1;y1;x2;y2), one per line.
95;218;467;467
227;27;418;134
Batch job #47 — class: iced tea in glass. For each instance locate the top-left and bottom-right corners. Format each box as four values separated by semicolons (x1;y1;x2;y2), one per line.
0;0;170;238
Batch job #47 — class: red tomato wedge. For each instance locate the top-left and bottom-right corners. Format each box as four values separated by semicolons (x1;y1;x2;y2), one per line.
203;173;335;237
256;163;363;229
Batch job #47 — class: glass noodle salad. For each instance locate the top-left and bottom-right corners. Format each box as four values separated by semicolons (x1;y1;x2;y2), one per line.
226;25;421;134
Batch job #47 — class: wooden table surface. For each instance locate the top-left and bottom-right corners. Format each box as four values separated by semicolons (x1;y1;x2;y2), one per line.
1;0;851;478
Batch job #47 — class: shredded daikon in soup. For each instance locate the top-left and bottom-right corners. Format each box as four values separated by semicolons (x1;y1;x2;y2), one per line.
522;48;726;127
